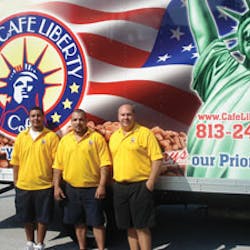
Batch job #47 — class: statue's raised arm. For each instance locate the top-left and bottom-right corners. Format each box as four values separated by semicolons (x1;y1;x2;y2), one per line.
186;0;250;180
188;0;218;54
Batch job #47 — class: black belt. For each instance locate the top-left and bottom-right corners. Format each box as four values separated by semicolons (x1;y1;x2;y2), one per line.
115;181;133;185
115;180;145;185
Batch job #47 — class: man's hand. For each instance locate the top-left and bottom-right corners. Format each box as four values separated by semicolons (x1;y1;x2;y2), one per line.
54;186;66;201
146;179;155;192
95;185;106;199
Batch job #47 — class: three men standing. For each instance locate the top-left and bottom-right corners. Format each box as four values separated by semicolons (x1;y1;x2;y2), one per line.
11;105;162;250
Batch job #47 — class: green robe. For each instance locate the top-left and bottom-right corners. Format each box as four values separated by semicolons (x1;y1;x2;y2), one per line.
187;39;250;179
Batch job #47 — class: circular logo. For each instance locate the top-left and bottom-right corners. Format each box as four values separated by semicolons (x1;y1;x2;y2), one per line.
0;12;87;137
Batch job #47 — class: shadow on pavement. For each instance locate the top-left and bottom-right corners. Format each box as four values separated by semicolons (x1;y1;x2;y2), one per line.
152;205;250;250
45;241;78;250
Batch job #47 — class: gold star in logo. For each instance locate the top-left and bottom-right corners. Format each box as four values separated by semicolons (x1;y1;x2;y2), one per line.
69;82;80;93
51;112;61;123
62;98;73;109
0;94;11;107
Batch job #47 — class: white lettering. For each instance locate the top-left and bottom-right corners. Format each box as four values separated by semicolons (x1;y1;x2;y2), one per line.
1;147;13;160
8;115;30;132
49;25;63;42
38;18;55;37
67;55;83;78
18;17;28;33
27;16;36;33
57;33;71;52
9;20;20;35
0;26;11;42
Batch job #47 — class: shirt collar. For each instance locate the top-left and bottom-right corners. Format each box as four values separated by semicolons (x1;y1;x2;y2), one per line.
70;127;93;139
25;127;48;135
118;123;139;135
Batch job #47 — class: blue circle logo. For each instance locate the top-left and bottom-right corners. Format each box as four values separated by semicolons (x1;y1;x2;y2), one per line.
0;12;87;137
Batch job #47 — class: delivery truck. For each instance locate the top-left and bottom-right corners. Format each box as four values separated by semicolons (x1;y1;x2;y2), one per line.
1;0;250;209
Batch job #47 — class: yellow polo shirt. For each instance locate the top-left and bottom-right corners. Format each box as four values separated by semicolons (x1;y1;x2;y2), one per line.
109;123;163;182
10;128;59;190
53;129;111;187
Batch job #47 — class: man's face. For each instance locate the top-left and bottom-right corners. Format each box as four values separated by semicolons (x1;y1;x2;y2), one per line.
71;111;87;135
29;109;44;131
118;105;135;132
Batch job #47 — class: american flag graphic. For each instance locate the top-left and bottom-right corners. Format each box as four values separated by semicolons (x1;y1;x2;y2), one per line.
3;0;243;132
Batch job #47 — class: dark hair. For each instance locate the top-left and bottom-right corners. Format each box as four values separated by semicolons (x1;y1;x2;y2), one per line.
72;109;86;116
29;106;44;115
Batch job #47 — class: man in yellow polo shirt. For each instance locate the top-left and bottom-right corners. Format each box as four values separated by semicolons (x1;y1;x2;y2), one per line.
53;109;111;250
109;104;163;250
10;106;59;250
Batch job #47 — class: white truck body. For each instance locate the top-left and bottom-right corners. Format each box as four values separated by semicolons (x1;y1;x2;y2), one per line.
1;0;250;203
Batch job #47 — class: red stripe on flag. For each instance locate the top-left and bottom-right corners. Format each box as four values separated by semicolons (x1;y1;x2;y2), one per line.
86;112;106;125
78;33;149;67
88;81;201;125
37;2;165;29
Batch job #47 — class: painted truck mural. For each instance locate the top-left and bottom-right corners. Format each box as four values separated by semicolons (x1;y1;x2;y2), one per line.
1;0;250;198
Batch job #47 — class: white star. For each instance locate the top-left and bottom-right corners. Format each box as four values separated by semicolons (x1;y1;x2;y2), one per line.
241;3;247;10
182;44;194;52
170;27;184;41
157;53;171;62
192;52;199;59
218;9;228;20
181;0;187;7
231;25;237;32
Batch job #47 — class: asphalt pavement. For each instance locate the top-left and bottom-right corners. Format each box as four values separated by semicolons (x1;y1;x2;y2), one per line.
0;183;81;250
0;183;128;250
2;183;250;250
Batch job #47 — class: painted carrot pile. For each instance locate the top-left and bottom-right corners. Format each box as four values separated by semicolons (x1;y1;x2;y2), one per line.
151;126;186;151
86;121;188;176
0;121;188;176
93;121;120;141
86;122;187;150
0;134;14;168
87;122;187;153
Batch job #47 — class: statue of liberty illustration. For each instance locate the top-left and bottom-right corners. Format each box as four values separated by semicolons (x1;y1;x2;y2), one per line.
0;38;60;134
187;0;250;178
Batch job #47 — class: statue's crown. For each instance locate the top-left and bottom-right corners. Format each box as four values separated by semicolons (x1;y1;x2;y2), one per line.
10;63;37;80
219;0;250;53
